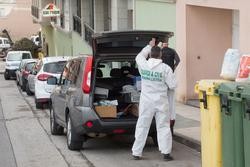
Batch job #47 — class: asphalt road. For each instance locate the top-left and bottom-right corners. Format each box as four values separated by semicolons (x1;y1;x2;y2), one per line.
0;74;201;167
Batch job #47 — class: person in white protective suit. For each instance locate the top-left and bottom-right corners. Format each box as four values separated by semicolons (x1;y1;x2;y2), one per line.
132;38;177;161
161;42;180;136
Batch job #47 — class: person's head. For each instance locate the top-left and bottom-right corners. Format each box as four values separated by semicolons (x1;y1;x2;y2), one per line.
150;46;161;59
162;42;169;48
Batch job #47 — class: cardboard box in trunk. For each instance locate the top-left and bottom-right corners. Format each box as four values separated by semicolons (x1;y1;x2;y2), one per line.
95;106;117;118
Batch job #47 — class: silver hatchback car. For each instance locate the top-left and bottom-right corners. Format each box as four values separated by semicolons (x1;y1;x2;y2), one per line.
48;31;173;150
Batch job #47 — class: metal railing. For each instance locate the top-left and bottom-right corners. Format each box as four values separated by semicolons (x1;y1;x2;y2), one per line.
73;15;82;35
84;23;95;46
31;5;39;19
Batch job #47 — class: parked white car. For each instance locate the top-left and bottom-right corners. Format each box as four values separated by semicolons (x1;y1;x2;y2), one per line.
34;56;68;108
0;37;11;58
4;51;32;80
30;35;40;46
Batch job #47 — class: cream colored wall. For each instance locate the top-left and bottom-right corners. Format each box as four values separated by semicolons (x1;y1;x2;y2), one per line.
176;0;250;102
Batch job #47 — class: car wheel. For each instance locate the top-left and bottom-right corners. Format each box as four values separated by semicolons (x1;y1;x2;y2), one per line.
4;72;10;80
50;105;64;135
66;115;83;150
26;83;33;96
35;99;43;109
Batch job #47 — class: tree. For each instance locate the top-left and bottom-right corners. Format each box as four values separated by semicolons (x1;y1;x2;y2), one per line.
12;38;38;57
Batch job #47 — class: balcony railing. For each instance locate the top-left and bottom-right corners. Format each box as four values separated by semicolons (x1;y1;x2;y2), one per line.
73;15;82;35
31;5;39;19
84;23;95;46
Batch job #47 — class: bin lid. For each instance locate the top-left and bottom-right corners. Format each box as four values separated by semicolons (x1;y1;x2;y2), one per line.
217;82;247;100
239;83;250;99
195;80;228;95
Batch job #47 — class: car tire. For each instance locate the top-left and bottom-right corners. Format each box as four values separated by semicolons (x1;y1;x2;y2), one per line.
26;83;33;96
50;105;64;135
66;115;83;150
35;98;43;109
4;72;10;80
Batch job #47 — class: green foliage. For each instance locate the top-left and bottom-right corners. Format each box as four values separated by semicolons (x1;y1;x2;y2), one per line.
12;38;38;57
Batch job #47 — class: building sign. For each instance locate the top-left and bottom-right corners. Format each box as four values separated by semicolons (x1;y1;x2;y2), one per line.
42;3;60;17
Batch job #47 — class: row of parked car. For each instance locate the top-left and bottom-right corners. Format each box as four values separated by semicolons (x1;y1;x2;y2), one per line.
4;31;172;151
5;53;68;107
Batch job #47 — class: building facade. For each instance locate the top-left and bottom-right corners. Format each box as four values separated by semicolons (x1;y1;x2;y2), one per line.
31;0;176;57
0;0;40;41
175;0;249;102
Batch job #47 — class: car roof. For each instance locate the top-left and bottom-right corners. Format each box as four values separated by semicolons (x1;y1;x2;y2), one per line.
42;56;69;64
8;51;31;54
21;59;37;63
0;37;9;40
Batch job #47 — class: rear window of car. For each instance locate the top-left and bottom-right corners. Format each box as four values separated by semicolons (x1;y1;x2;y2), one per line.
4;40;9;44
22;53;31;59
43;61;66;74
7;52;31;61
26;62;36;71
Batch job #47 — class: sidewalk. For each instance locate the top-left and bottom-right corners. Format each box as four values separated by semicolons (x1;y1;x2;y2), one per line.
174;102;201;151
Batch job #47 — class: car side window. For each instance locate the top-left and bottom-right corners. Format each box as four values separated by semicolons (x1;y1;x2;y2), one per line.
68;59;82;85
0;40;2;44
32;60;42;74
59;61;71;86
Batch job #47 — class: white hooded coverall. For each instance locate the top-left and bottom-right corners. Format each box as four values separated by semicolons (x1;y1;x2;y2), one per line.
132;45;177;156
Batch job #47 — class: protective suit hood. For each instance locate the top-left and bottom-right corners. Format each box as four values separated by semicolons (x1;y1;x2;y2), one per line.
147;58;162;69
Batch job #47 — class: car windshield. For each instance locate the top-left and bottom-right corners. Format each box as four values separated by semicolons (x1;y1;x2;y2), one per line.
7;52;31;61
26;62;36;71
43;61;66;74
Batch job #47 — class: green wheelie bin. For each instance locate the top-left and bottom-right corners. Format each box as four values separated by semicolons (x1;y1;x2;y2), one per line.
241;84;250;167
217;83;245;167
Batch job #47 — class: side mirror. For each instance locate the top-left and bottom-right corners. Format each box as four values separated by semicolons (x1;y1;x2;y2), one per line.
32;71;37;75
47;77;58;85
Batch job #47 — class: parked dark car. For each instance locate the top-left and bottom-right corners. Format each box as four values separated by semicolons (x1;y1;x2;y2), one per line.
16;59;37;91
48;30;173;150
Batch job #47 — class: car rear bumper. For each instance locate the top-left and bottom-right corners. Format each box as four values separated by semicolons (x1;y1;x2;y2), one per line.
35;81;51;100
75;118;156;136
5;69;17;78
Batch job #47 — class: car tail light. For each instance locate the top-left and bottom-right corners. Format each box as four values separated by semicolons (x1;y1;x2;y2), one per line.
82;56;93;94
85;121;93;128
37;73;52;81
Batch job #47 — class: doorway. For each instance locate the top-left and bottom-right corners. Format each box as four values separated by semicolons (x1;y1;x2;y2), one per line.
186;5;233;101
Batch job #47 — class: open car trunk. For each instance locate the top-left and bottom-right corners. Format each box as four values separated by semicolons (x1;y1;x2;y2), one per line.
93;58;141;120
91;30;173;119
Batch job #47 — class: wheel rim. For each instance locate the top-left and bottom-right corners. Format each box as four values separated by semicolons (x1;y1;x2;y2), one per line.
67;117;72;145
50;108;55;131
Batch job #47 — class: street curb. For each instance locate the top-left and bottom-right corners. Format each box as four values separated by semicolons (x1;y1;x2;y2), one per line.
173;132;201;152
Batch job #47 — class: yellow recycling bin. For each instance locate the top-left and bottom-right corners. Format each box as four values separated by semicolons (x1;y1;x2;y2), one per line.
195;80;228;167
